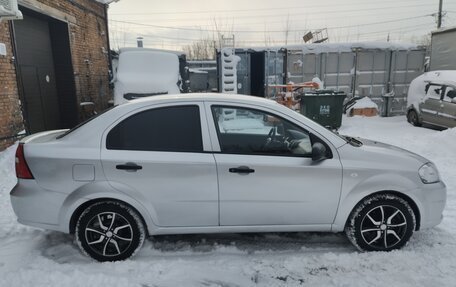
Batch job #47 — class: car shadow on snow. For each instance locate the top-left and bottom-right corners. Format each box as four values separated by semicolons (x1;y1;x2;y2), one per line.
39;231;356;263
39;232;89;264
38;227;454;264
419;122;447;131
143;232;356;255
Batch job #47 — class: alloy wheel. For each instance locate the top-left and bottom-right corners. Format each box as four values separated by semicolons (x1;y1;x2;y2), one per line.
84;212;134;257
360;205;407;249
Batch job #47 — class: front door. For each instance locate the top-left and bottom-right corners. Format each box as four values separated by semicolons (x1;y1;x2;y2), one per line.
101;103;219;227
207;104;342;226
420;83;444;125
441;86;456;128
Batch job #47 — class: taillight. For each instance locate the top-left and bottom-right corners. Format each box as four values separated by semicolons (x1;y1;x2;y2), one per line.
15;143;34;179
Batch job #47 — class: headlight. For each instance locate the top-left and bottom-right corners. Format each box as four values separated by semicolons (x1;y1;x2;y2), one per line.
419;163;440;184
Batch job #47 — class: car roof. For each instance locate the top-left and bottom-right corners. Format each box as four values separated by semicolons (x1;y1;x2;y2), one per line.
122;93;281;108
419;71;456;87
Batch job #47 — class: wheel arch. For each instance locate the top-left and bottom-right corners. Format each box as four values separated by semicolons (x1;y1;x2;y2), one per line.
344;190;421;231
58;181;158;235
407;106;422;125
69;198;150;235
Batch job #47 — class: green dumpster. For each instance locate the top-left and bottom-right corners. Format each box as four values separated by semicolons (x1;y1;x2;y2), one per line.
299;90;347;129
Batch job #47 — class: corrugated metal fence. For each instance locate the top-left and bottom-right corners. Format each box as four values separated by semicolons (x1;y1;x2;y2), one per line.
287;48;426;116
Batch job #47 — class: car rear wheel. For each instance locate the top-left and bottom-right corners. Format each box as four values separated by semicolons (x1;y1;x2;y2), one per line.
75;201;145;262
407;110;421;127
345;194;416;252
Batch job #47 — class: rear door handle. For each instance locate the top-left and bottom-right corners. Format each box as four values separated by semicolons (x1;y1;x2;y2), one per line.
229;166;255;174
116;162;142;172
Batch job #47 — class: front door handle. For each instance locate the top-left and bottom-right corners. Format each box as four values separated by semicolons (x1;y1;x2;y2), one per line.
116;162;142;172
229;166;255;174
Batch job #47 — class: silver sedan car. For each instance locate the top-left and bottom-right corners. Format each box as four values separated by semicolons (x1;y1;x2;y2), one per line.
11;94;446;262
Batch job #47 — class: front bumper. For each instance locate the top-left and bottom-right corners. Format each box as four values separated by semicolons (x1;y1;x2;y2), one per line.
415;181;447;229
10;179;67;232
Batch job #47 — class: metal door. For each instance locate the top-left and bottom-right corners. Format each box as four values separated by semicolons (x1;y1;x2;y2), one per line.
265;50;285;98
389;50;426;116
14;13;61;133
236;52;251;95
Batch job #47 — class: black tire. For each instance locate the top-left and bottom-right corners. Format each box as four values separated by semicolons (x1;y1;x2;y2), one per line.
407;110;421;127
75;201;145;262
345;194;416;252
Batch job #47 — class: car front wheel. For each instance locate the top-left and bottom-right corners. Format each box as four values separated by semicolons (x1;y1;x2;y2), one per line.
345;194;416;252
75;201;146;262
407;110;421;127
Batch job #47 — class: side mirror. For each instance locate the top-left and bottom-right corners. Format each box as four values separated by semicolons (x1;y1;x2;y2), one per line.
312;142;327;162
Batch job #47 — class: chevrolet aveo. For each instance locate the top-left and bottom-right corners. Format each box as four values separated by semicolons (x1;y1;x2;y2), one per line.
11;94;446;262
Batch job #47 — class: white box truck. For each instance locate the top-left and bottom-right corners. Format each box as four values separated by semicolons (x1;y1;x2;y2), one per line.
430;27;456;71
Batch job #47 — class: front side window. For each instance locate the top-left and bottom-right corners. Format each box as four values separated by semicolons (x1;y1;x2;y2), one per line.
425;84;443;100
107;105;203;152
212;106;322;157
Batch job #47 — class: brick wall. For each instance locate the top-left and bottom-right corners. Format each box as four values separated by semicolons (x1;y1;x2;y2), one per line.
0;0;111;150
0;22;24;150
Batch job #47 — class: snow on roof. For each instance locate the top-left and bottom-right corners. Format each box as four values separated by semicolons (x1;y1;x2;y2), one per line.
234;42;422;54
420;70;456;86
351;97;379;109
188;60;217;65
120;47;185;57
432;26;456;35
94;0;118;4
189;68;208;74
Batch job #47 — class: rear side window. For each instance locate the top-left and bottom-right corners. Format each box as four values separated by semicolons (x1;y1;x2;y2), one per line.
107;105;203;152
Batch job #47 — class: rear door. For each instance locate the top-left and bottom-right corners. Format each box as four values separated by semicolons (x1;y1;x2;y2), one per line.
101;102;219;227
206;103;342;227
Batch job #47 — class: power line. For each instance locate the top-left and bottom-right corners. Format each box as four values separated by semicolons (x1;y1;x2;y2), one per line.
110;9;437;27
110;3;436;22
109;0;435;16
111;19;435;41
110;22;434;47
110;14;432;34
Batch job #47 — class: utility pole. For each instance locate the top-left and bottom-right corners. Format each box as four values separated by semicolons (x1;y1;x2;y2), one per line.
437;0;443;28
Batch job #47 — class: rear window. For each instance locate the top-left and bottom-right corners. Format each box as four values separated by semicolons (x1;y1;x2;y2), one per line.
106;105;203;152
56;107;114;139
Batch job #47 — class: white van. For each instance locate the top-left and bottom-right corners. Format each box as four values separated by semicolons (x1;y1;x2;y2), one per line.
407;71;456;128
113;48;181;105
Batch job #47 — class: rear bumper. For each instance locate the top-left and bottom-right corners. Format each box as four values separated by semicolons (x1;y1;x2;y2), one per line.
10;179;67;232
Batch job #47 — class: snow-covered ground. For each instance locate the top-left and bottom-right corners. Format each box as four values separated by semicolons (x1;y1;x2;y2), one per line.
1;115;455;287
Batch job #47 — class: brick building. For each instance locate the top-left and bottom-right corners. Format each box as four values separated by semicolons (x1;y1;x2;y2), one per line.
0;0;115;150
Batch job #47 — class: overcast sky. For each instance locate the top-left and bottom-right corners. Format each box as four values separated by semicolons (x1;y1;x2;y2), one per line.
107;0;456;51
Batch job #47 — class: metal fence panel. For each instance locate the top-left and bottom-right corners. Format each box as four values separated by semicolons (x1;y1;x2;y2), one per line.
236;52;251;95
388;49;426;116
223;45;426;116
265;50;285;97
